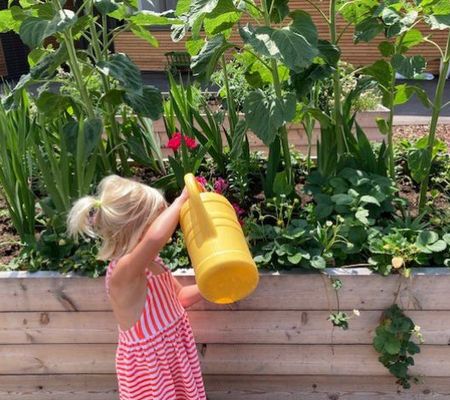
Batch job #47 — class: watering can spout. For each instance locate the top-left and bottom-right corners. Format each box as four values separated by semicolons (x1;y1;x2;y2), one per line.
184;173;217;241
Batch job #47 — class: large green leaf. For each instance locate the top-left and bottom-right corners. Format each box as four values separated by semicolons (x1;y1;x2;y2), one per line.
19;10;77;49
19;17;50;48
391;54;426;78
397;28;424;52
239;13;319;73
124;85;163;120
243;90;296;145
338;0;380;24
191;34;234;82
364;60;394;90
97;53;143;93
204;2;241;36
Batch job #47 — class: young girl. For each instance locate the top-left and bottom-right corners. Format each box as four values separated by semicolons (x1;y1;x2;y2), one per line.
67;175;207;400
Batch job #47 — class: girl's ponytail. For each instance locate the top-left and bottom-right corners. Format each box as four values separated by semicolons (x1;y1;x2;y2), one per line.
67;196;100;240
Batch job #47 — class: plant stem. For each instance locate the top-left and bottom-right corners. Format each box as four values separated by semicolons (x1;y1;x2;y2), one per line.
220;54;237;136
418;31;450;212
330;0;344;155
88;6;130;174
387;71;396;179
261;0;292;185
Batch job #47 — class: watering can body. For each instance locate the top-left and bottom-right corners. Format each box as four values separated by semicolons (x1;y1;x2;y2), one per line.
180;174;259;304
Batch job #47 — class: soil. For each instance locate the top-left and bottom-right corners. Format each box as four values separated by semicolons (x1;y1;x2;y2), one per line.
0;195;20;267
394;124;450;147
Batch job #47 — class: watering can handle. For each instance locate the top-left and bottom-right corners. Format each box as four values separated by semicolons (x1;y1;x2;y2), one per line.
184;174;217;239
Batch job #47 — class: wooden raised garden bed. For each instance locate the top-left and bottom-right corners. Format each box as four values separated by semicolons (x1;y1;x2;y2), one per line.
1;268;450;399
153;107;390;156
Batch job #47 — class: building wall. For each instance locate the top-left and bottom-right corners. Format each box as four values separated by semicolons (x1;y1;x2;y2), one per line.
115;2;448;73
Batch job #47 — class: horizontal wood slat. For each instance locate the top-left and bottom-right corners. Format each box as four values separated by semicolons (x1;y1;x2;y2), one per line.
114;1;449;73
1;344;449;376
1;310;450;345
2;271;450;311
1;374;449;400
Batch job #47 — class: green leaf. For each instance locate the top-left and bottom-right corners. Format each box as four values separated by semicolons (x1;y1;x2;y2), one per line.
354;17;384;43
239;12;319;73
186;38;205;56
407;148;430;182
203;0;241;35
356;208;370;225
360;195;381;206
331;193;354;205
97;53;143;93
82;118;103;161
384;337;402;355
0;9;21;33
19;17;50;48
19;10;77;49
364;60;394;91
124;85;163;119
427;240;447;252
398;28;424;51
378;41;395;57
273;171;293;196
391;54;426;79
417;230;439;246
129;10;181;26
191;35;234;82
243;90;296;146
93;0;119;14
311;255;326;269
394;84;414;105
443;233;450;245
36;91;72;117
376;118;389;135
176;0;191;16
130;24;159;47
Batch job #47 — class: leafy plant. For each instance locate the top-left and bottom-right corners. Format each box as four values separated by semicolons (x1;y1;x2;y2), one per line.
368;227;448;275
0;92;36;245
0;0;170;174
373;304;423;389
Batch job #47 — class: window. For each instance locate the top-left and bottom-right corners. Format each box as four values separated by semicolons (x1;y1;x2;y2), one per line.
139;0;177;12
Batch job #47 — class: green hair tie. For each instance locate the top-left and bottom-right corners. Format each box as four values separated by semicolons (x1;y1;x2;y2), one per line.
93;199;102;209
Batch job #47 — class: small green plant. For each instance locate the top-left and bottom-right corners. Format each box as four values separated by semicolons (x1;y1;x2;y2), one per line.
373;304;424;389
369;228;448;276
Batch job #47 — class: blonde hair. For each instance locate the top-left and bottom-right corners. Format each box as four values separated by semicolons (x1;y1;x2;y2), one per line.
67;175;167;260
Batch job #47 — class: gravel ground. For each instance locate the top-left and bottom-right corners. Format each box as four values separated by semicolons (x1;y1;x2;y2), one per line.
394;124;450;147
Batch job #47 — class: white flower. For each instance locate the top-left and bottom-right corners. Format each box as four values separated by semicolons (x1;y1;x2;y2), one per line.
353;309;360;317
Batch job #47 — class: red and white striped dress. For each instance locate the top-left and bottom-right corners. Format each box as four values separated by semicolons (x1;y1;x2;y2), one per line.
106;257;207;400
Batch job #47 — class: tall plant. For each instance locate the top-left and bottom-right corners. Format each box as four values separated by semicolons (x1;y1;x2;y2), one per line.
0;0;172;174
174;0;325;196
0;92;36;245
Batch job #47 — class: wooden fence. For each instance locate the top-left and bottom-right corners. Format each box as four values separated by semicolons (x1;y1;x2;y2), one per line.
115;2;449;74
1;269;450;399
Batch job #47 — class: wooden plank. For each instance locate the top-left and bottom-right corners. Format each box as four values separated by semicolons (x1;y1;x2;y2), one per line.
114;1;449;73
2;310;449;345
0;374;449;400
204;375;450;400
200;345;450;377
0;375;118;400
2;271;450;311
1;344;450;376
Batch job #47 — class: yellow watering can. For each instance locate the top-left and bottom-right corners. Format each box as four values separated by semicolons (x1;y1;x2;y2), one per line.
180;174;259;304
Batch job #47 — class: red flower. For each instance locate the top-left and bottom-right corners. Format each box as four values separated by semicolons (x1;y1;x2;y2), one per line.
183;136;198;149
166;132;198;152
196;176;207;187
167;132;182;151
232;203;245;216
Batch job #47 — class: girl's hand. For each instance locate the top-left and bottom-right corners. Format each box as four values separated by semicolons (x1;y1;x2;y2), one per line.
178;186;189;203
